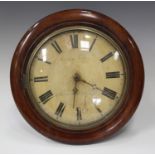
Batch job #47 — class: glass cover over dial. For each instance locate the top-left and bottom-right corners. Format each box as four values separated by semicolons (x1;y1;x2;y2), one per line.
26;26;128;130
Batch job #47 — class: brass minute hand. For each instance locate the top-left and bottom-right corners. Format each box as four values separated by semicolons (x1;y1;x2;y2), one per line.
73;73;102;92
79;79;103;92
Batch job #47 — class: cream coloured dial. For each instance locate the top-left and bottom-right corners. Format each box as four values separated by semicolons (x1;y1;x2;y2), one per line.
26;26;128;130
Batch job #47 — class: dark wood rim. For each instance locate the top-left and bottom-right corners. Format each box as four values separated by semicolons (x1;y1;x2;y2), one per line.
10;9;144;144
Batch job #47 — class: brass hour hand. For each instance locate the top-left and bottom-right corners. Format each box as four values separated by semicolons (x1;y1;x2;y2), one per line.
72;73;80;108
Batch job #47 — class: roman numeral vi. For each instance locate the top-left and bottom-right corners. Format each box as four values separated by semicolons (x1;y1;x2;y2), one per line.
76;107;82;120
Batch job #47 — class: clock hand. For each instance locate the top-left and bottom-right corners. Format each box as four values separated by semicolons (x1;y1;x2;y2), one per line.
73;73;102;92
80;79;102;92
72;74;79;108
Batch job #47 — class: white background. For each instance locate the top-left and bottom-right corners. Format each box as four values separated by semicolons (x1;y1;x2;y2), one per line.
0;2;155;153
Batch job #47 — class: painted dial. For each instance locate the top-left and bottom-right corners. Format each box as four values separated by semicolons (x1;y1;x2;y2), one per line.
26;26;128;130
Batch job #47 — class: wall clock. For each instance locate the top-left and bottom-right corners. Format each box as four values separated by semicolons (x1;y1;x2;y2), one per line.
10;9;144;144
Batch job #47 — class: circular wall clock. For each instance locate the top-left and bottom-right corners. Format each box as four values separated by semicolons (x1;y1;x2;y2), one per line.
10;9;144;144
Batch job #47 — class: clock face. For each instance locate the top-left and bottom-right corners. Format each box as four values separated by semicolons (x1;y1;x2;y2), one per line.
26;26;128;130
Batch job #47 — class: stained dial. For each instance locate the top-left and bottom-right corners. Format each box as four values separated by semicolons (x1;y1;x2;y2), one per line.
27;26;128;130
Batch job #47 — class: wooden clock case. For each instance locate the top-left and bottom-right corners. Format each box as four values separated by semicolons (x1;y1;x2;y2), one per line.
10;9;144;144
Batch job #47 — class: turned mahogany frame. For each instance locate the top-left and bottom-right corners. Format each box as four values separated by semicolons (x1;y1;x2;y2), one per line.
10;9;144;144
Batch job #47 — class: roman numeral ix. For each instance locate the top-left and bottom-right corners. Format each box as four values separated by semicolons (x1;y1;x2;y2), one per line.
102;87;117;100
34;76;48;82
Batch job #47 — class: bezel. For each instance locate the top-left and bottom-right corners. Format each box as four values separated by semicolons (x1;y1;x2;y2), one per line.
10;9;144;144
25;26;129;131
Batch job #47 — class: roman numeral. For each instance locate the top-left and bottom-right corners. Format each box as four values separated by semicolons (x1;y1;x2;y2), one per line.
34;76;48;82
106;71;120;78
95;106;102;113
76;107;82;120
100;52;113;62
89;36;97;51
37;57;51;64
70;34;78;48
39;90;53;104
102;87;116;100
51;41;62;53
55;102;65;117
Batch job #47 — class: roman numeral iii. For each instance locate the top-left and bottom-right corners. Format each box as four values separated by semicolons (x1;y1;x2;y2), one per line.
106;71;120;78
102;87;117;100
39;90;53;104
55;102;65;117
70;34;78;48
